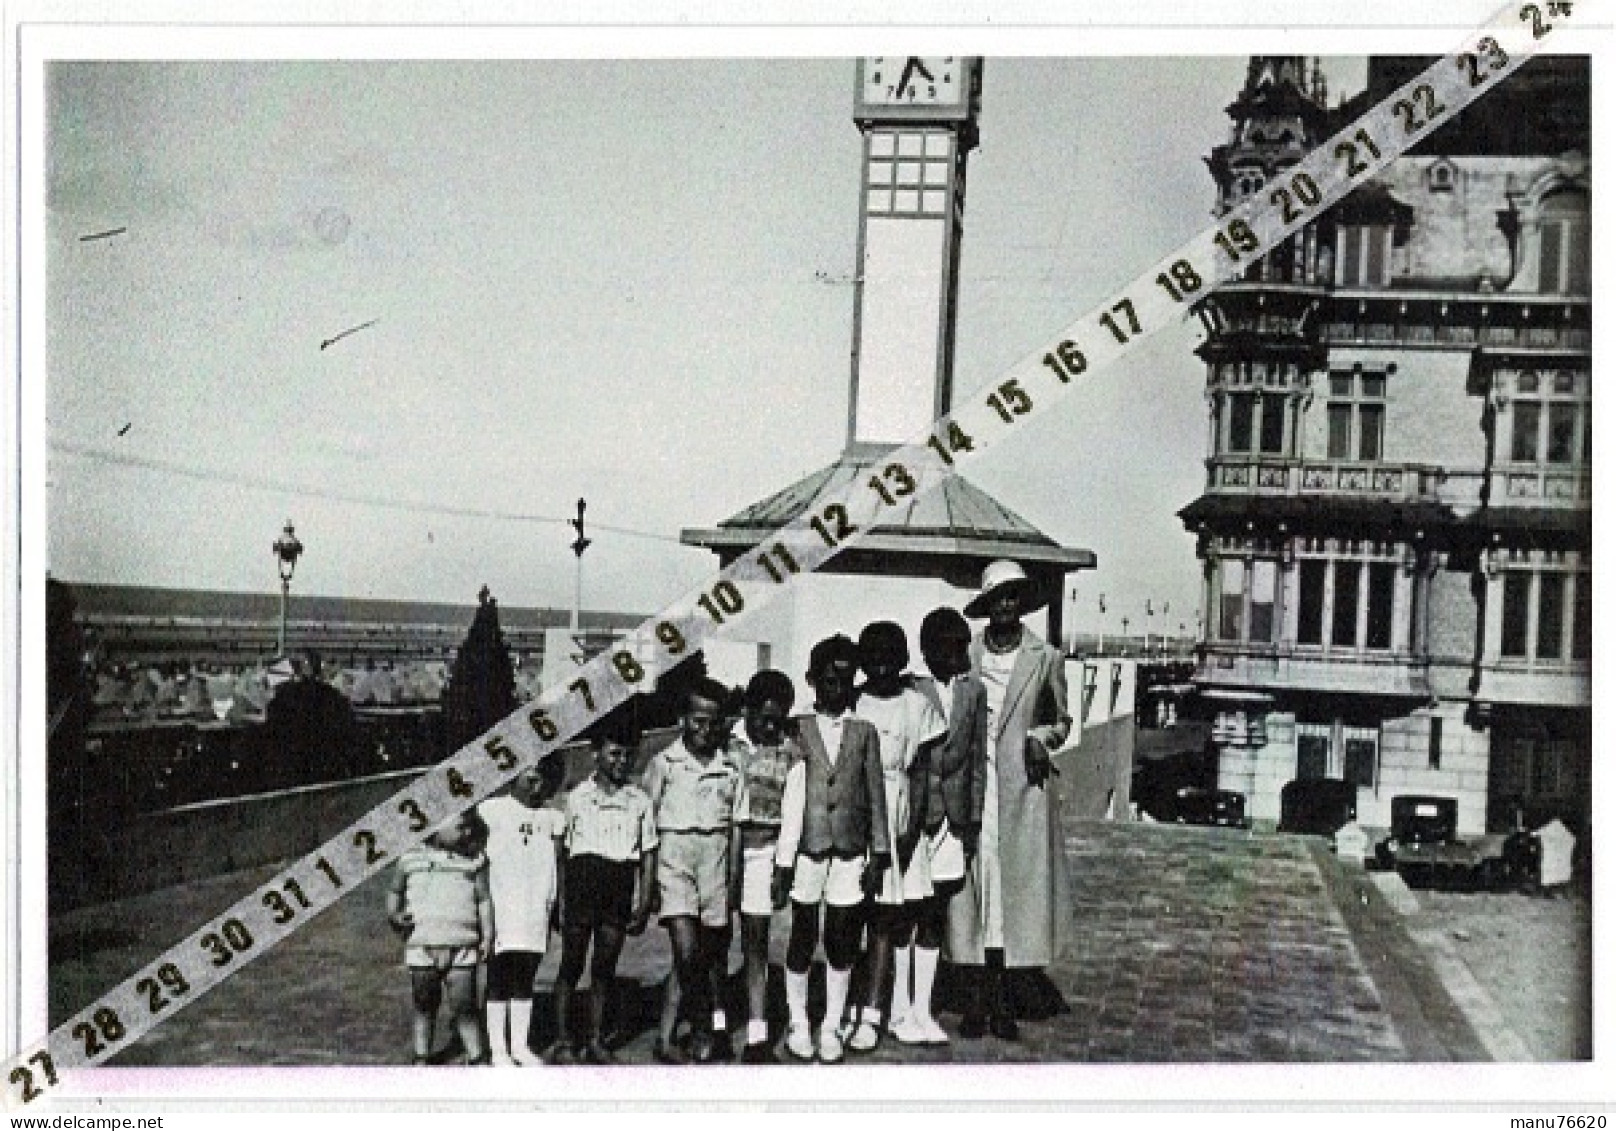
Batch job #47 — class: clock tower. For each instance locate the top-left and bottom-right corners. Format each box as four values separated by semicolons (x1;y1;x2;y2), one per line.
683;58;1093;684
847;57;981;448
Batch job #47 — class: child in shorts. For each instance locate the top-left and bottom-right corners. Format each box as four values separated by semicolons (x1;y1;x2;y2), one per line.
550;715;659;1064
773;635;889;1064
478;753;568;1065
387;810;494;1065
730;669;801;1062
642;676;749;1064
846;620;945;1052
908;606;990;1044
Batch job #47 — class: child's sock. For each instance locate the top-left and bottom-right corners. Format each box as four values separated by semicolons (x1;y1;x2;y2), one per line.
913;945;940;1020
824;966;851;1035
485;1000;511;1061
746;1018;769;1046
712;1008;728;1033
785;967;810;1028
508;999;536;1059
892;946;914;1021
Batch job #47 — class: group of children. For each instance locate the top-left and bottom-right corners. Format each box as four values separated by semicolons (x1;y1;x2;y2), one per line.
386;605;991;1066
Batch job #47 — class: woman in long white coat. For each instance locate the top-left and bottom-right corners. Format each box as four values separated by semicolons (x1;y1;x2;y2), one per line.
945;560;1073;1039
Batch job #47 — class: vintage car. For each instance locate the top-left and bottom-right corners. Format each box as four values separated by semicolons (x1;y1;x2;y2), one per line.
1164;786;1251;829
1277;778;1358;838
1374;794;1540;890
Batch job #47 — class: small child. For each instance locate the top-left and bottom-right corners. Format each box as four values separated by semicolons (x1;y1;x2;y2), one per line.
642;676;749;1064
730;669;800;1062
551;715;659;1064
478;754;568;1066
848;621;945;1052
774;635;889;1064
909;606;990;1043
387;810;494;1066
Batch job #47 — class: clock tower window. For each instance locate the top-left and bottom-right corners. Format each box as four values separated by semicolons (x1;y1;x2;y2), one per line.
866;129;954;218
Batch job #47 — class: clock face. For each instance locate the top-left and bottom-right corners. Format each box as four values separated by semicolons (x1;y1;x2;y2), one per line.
862;56;966;108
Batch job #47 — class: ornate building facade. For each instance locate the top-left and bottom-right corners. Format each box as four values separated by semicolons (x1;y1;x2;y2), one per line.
1179;56;1590;836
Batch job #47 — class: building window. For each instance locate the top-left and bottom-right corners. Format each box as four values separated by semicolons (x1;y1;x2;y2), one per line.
1219;559;1245;641
1498;568;1589;663
1511;401;1541;462
1249;559;1276;643
1572;574;1592;660
1530;738;1572;798
1338;224;1393;287
1260;395;1286;454
1537;190;1590;295
1343;725;1379;788
1295;545;1406;653
1295;720;1380;788
1501;572;1531;657
1504;370;1588;468
1219;385;1291;457
1536;572;1565;659
1428;717;1443;770
1366;563;1396;650
1325;369;1387;460
1298;560;1326;645
1213;555;1282;645
1297;723;1331;779
1427;160;1459;193
1332;561;1361;647
1229;393;1255;453
1546;403;1578;464
865;130;953;218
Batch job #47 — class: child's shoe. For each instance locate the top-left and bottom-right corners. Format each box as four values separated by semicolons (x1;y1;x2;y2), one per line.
815;1028;846;1064
847;1018;881;1052
890;1012;929;1045
653;1038;689;1065
784;1022;815;1061
917;1014;951;1045
510;1043;543;1067
578;1041;616;1065
542;1041;576;1065
741;1040;777;1064
490;1050;516;1067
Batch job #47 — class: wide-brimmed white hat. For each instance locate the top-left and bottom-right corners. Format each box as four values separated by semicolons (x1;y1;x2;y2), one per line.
963;559;1045;619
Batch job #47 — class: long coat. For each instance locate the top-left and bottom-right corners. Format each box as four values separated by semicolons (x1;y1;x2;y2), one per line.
944;629;1073;968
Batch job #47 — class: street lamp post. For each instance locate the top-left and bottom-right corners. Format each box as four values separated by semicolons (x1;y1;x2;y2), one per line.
272;520;304;657
568;498;591;635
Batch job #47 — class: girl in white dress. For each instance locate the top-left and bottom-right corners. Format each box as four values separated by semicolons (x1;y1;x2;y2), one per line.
477;755;567;1065
847;621;945;1052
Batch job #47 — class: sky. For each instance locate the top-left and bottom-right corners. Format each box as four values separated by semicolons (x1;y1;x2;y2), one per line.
43;53;1369;639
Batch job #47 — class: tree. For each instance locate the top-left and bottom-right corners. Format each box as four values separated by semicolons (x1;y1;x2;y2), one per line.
442;586;518;756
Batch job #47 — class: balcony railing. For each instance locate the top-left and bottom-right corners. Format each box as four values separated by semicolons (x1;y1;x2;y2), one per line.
1208;457;1444;502
1491;465;1593;506
1197;640;1431;698
1321;322;1590;351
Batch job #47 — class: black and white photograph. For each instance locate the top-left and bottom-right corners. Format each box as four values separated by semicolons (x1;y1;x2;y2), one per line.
5;0;1608;1114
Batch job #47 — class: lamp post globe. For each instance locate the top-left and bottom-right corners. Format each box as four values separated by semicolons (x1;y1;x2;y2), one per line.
272;520;304;657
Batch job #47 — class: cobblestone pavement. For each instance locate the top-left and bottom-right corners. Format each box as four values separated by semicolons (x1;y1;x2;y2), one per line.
49;820;1499;1067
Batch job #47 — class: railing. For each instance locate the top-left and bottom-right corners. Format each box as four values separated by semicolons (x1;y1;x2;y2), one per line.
1491;465;1593;506
1208;457;1444;502
1197;640;1430;698
1321;322;1589;350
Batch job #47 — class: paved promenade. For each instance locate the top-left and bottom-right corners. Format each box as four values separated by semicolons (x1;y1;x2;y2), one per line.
49;820;1495;1067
